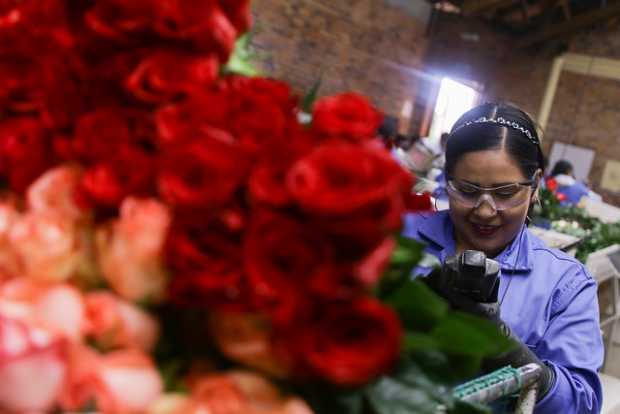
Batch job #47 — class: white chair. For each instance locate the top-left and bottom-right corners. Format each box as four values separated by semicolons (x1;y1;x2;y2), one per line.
601;373;620;414
586;245;620;372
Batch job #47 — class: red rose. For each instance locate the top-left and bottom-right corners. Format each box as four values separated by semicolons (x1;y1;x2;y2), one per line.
155;91;232;147
288;142;410;215
218;0;252;33
248;160;293;207
78;146;154;208
126;50;219;104
40;58;86;130
222;77;300;154
80;52;146;108
287;143;411;243
556;192;567;202
0;0;66;23
312;93;383;141
0;117;51;192
405;192;433;212
247;128;315;207
545;177;558;192
224;76;297;114
166;222;247;311
73;108;155;162
230;100;289;154
153;0;237;60
354;237;396;287
1;0;73;61
0;56;45;114
244;212;339;325
158;138;250;209
84;0;158;43
296;298;402;386
0;52;81;128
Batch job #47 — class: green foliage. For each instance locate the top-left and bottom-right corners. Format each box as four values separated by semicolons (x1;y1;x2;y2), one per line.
365;358;490;414
301;74;323;114
532;188;620;262
223;33;260;76
303;237;512;413
532;188;598;229
576;220;620;262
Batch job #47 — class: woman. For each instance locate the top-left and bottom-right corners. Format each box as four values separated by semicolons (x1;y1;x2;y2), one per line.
403;103;603;413
549;159;601;206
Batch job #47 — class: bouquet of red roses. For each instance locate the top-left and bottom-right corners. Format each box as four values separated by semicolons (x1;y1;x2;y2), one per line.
0;1;507;413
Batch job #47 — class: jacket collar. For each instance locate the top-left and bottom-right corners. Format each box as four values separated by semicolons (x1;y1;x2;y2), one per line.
417;211;533;273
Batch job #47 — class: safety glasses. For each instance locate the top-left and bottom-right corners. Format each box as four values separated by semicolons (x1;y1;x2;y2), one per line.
446;176;536;211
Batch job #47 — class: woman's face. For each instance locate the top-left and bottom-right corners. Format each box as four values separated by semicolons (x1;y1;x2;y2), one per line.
448;148;537;257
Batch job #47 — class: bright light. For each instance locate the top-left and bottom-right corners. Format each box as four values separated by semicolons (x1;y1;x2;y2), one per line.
427;78;478;152
400;99;413;118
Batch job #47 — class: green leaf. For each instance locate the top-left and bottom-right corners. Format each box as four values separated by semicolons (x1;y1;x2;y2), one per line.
223;33;260;76
444;353;484;379
301;74;323;113
393;359;454;405
391;236;425;267
403;332;439;352
366;376;442;414
431;312;513;357
387;280;449;330
365;358;475;414
410;349;456;383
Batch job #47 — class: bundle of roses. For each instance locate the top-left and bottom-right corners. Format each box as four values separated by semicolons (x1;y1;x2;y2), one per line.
0;1;510;413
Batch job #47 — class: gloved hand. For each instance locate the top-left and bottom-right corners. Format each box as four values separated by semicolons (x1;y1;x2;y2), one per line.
425;251;556;400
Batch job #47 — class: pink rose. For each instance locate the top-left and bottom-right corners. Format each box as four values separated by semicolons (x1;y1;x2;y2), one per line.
209;313;288;378
96;197;171;302
61;346;163;413
33;284;87;342
148;393;190;414
0;315;67;413
174;371;314;414
9;212;86;283
0;202;21;279
0;279;87;342
94;349;163;413
27;164;85;221
85;291;159;352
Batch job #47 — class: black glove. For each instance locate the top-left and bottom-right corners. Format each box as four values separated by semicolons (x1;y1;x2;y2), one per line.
443;289;556;400
425;251;556;400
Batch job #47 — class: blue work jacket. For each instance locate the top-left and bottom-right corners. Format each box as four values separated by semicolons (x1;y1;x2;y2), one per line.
403;210;603;413
557;181;590;206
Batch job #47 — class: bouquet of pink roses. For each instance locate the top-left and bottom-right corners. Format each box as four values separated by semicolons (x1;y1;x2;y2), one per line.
0;1;507;413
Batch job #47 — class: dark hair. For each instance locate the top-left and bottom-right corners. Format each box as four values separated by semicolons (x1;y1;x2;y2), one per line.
377;117;399;141
395;133;419;151
550;159;573;176
445;103;544;181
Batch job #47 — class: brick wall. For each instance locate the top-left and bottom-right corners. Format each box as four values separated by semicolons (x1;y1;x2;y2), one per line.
252;2;620;204
546;63;620;205
426;12;620;204
251;0;431;127
424;12;556;123
570;26;620;59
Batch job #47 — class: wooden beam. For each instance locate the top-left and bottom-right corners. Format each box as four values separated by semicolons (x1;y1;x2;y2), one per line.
560;0;572;20
518;1;620;47
519;0;530;22
461;0;516;15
